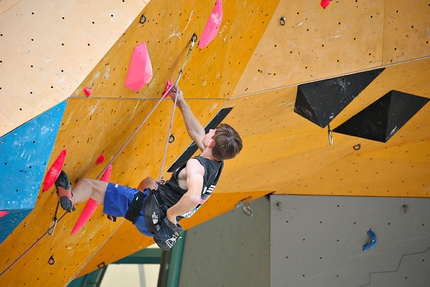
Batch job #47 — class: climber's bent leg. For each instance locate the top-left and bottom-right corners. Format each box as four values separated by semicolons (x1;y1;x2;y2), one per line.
73;178;109;205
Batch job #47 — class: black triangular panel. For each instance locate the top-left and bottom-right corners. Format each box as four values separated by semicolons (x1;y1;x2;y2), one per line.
333;90;429;142
294;68;385;128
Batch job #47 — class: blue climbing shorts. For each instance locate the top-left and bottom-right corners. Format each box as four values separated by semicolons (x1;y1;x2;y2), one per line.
104;183;153;237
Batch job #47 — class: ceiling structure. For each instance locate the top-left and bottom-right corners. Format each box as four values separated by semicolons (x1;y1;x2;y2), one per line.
0;0;429;285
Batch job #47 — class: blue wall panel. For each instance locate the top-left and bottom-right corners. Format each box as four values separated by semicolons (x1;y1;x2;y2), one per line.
0;101;67;243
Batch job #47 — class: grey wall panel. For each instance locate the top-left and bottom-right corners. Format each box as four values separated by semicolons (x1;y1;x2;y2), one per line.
270;195;430;287
180;197;270;287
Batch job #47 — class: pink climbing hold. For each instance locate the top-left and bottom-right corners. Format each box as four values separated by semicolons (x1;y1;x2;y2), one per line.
84;88;92;97
71;199;98;236
125;42;153;92
100;164;113;182
199;0;223;49
321;0;330;9
96;154;105;165
71;164;112;236
0;211;9;218
163;79;173;98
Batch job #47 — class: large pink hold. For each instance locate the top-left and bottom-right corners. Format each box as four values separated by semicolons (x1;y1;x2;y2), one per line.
71;164;113;236
125;42;153;91
199;0;223;49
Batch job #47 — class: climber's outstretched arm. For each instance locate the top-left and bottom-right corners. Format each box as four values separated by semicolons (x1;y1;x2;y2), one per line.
169;85;205;152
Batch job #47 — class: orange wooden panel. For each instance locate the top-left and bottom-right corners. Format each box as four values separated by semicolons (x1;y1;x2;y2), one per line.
234;0;386;94
219;59;430;198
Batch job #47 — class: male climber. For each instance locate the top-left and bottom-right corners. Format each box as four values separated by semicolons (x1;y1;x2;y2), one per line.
55;85;242;249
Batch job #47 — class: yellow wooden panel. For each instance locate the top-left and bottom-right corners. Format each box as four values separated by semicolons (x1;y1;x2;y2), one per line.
72;0;279;102
382;0;430;64
218;87;361;193
234;0;386;94
217;58;430;197
78;191;270;276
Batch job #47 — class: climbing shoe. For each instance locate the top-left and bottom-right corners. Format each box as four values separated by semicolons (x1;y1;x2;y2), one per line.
55;170;74;212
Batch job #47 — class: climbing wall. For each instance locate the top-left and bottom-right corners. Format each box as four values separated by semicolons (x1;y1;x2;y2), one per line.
0;0;429;286
270;195;430;287
0;0;279;285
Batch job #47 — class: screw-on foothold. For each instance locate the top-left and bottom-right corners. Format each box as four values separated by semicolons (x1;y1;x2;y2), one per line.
48;255;55;265
403;204;409;213
280;16;286;26
140;14;146;24
276;202;282;211
168;134;175;143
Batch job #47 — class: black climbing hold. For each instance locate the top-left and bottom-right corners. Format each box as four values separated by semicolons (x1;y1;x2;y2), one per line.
333;90;429;142
294;68;385;128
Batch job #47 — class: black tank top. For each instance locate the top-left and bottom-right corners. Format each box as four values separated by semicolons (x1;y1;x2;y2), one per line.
158;155;224;219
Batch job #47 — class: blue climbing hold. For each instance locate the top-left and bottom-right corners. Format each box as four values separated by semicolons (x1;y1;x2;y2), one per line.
362;229;377;251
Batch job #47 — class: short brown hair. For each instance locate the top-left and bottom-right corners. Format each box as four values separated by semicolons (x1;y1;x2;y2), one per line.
211;123;243;160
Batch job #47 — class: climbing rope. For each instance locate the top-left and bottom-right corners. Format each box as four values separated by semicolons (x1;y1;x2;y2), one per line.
158;33;198;182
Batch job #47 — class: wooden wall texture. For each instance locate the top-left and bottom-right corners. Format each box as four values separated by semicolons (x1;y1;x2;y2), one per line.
0;0;429;285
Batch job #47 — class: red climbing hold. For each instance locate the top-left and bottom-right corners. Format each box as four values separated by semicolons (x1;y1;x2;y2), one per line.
0;211;9;218
96;154;105;165
43;149;67;192
84;88;92;97
125;42;153;92
163;79;173;98
199;0;223;49
321;0;330;9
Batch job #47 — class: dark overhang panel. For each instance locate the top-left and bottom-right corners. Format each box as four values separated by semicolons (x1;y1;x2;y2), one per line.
294;68;385;128
333;90;429;142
